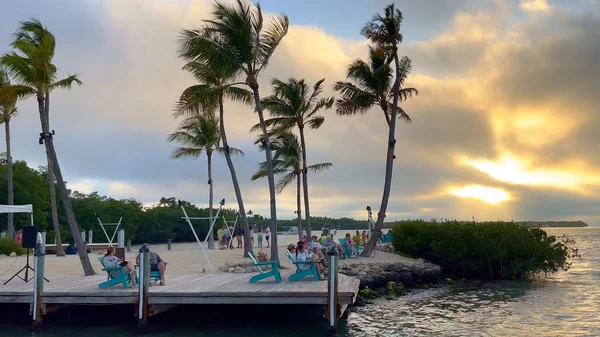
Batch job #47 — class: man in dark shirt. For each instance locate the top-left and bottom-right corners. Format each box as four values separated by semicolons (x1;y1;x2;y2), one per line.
136;243;166;285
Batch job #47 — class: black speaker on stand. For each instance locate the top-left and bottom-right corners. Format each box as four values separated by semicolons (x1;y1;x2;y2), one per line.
4;225;50;285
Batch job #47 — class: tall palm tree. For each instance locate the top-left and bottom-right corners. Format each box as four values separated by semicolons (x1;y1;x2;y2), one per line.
252;131;331;241
173;57;255;257
167;113;243;249
0;66;34;238
253;78;334;239
180;0;289;262
1;19;92;273
335;5;418;257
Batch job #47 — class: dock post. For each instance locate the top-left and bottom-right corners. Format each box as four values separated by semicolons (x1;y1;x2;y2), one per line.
167;239;172;251
127;240;132;252
40;232;46;253
32;250;45;329
80;231;85;243
326;249;339;336
88;230;93;244
118;229;125;248
138;246;150;330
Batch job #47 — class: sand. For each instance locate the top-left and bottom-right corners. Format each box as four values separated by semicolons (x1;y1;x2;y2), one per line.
0;236;412;282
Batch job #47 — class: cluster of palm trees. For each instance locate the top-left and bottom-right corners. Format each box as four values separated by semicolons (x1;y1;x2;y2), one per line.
0;19;95;274
168;1;417;259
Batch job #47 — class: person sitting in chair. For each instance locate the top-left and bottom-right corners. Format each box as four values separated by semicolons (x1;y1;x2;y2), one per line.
65;242;77;255
136;243;166;286
104;247;137;287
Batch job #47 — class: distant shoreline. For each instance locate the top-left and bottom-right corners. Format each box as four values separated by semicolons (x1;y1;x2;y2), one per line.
516;221;588;228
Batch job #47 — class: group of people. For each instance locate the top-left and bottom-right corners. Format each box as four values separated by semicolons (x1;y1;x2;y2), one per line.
287;239;328;281
216;225;271;250
102;243;166;287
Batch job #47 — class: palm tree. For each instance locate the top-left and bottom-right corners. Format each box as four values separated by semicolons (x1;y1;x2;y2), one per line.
253;78;334;239
173;57;254;257
167;113;243;249
0;66;34;238
252;131;331;241
179;0;289;262
335;5;418;257
1;19;93;273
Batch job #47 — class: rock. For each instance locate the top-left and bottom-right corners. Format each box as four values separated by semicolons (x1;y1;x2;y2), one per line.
420;284;429;289
358;271;367;276
445;277;455;284
349;263;358;268
398;271;414;286
9;252;17;257
380;271;401;283
227;267;235;273
354;296;366;307
234;266;246;273
246;267;255;273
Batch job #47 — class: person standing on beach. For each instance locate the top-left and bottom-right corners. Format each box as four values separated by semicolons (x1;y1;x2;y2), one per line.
257;227;263;248
236;227;244;248
265;226;271;248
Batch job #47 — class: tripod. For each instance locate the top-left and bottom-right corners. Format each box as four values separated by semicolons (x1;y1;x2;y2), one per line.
3;248;50;285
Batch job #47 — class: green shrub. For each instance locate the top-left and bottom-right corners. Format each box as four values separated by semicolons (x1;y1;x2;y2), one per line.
0;237;26;256
392;220;578;280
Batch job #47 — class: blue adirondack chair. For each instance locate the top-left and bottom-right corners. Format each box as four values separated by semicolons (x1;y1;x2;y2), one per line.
97;257;131;289
338;238;353;258
248;252;281;283
284;251;320;281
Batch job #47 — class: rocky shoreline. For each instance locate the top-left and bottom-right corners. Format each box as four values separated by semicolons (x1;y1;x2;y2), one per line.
219;244;443;292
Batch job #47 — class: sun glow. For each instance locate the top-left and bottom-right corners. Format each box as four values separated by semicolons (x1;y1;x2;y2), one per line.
462;154;600;190
449;185;512;204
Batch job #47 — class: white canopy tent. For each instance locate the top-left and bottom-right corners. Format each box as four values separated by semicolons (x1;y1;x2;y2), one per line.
0;204;34;227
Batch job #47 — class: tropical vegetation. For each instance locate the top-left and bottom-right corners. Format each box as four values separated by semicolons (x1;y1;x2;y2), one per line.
168;113;243;249
255;78;334;239
392;220;579;280
1;19;91;272
251;131;331;240
335;4;418;257
177;0;289;261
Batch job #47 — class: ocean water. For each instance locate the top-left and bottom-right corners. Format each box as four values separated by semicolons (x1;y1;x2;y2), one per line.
0;227;597;337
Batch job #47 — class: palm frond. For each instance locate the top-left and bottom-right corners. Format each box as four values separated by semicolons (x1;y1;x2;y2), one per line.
306;116;325;129
275;171;296;193
50;74;82;90
224;86;253;105
333;81;377;116
257;13;289;72
171;147;203;159
307;162;332;173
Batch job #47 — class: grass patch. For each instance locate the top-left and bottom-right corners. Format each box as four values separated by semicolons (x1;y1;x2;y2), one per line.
0;236;25;256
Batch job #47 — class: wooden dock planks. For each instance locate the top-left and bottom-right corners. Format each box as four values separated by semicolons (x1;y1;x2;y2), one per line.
0;270;359;306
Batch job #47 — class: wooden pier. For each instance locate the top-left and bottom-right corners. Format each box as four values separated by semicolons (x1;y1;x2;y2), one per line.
0;270;359;314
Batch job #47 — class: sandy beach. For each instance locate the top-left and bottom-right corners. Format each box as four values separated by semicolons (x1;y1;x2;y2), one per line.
0;236;411;282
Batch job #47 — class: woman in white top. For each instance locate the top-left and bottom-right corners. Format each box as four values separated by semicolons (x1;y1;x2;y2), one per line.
296;242;325;280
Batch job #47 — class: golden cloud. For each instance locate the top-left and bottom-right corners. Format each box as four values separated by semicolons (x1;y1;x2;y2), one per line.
448;185;512;204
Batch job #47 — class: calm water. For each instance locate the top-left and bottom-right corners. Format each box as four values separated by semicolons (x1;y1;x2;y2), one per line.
0;227;597;336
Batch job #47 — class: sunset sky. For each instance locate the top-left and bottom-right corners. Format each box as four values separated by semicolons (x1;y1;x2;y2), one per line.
1;0;599;224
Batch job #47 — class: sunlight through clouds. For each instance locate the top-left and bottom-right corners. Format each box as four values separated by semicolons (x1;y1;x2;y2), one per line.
449;185;512;204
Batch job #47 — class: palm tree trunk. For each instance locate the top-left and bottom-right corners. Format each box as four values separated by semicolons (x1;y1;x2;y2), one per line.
5;118;14;238
38;93;94;274
361;53;401;257
47;158;65;256
299;127;312;239
296;173;303;241
219;95;252;257
207;152;215;249
45;92;65;256
250;85;279;263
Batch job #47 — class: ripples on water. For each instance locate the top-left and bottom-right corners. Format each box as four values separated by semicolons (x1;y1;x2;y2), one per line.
0;227;597;337
348;227;600;337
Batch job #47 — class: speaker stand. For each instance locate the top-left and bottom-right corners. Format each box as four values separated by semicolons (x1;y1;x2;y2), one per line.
3;249;50;285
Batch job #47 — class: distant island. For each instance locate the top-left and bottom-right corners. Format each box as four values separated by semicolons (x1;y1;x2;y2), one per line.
516;221;588;228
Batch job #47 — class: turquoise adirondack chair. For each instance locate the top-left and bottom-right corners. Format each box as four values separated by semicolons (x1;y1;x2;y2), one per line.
338;238;353;258
97;257;131;289
284;251;320;281
135;262;168;284
248;252;281;283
